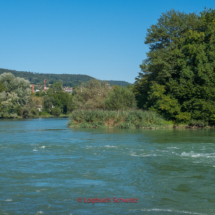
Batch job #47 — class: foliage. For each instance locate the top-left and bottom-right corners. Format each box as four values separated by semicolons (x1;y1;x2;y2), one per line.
134;8;215;123
105;86;136;110
43;95;54;112
51;107;61;116
35;91;46;97
0;83;5;92
48;82;62;92
47;91;73;114
72;79;111;110
18;95;41;118
0;72;31;105
69;110;171;128
0;73;73;118
0;83;5;112
72;80;136;111
0;92;19;118
0;73;31;118
40;111;52;116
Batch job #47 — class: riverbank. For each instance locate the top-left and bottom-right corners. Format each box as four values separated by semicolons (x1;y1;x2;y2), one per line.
0;114;69;120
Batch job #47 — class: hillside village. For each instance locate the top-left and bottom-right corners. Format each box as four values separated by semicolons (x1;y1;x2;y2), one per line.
32;85;73;93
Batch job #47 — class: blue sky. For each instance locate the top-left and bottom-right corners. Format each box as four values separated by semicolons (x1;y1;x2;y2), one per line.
0;0;214;83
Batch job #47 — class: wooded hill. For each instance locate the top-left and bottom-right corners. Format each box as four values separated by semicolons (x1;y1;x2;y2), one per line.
0;68;131;87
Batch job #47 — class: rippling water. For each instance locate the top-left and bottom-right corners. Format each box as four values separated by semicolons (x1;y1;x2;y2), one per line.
0;118;215;215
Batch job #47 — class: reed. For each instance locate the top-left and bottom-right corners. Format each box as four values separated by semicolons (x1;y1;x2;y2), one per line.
68;110;172;129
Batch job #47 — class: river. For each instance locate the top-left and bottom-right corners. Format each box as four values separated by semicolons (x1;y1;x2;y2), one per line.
0;118;215;215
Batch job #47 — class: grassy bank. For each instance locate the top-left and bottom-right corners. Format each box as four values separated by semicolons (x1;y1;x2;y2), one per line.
14;113;69;119
68;110;172;129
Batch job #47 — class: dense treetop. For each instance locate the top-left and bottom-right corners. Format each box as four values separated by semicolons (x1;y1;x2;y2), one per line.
134;8;215;123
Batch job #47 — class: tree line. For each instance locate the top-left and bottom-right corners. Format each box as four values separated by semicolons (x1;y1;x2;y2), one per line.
0;73;135;118
0;68;130;87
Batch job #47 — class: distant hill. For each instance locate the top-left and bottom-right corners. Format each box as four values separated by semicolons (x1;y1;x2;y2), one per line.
0;68;131;87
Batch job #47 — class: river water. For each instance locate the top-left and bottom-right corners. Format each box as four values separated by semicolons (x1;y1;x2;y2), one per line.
0;118;215;215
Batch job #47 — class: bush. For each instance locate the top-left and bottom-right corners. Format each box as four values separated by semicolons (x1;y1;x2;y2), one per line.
69;110;171;129
105;86;136;111
22;107;31;118
40;111;51;116
51;107;61;116
30;108;39;117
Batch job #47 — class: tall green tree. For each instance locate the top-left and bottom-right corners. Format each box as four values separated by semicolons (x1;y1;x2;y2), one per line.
105;86;136;111
49;82;63;92
50;91;72;114
0;73;31;118
134;8;215;122
43;95;55;113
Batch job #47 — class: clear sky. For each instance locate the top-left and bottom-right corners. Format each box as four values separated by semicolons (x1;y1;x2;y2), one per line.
0;0;214;83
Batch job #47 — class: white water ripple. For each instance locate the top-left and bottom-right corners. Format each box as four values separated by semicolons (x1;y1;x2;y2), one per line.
4;199;12;202
129;208;207;215
181;151;215;158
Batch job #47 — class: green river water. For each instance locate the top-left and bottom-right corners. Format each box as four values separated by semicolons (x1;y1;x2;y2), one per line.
0;118;215;215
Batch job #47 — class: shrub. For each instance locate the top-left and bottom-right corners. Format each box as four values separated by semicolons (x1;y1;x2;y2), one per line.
69;110;171;129
51;107;61;116
30;108;39;117
105;86;136;111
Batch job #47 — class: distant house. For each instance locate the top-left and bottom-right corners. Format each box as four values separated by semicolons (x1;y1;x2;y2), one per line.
37;105;42;112
35;90;40;93
106;83;111;89
64;87;73;93
65;89;73;93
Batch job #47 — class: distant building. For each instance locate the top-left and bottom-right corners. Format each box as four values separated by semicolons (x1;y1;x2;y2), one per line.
106;83;111;89
37;105;42;112
64;87;73;93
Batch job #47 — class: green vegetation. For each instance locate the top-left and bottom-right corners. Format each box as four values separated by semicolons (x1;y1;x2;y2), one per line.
72;79;136;111
105;86;136;111
69;110;171;129
43;95;55;112
51;107;61;116
134;8;215;125
48;81;63;92
0;72;74;119
0;83;5;93
72;79;110;110
0;73;31;118
69;80;171;128
45;91;73;114
0;68;131;87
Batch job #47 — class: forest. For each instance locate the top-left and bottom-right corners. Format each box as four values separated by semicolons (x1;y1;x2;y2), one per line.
0;68;130;87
